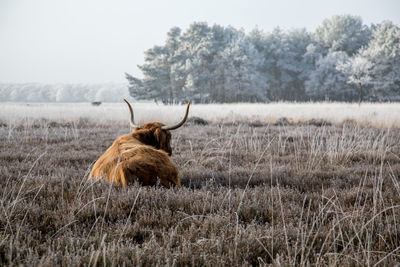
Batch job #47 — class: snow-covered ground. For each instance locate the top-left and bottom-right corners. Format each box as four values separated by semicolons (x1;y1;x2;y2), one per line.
1;102;399;128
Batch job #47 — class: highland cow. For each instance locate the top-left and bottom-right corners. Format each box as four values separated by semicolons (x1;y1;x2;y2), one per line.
89;99;190;188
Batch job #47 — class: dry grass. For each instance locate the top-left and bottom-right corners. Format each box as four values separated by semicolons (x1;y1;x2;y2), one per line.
0;116;400;266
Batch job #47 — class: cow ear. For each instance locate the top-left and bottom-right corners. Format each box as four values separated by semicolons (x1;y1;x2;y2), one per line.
155;128;168;147
153;128;163;143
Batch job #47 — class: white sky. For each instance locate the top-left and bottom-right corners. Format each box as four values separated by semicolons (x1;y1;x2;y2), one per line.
0;0;399;83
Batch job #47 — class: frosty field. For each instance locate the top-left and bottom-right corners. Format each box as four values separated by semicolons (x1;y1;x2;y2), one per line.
0;102;400;265
2;102;400;128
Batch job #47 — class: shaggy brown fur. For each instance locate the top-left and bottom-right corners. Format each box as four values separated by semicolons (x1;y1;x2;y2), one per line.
90;122;181;188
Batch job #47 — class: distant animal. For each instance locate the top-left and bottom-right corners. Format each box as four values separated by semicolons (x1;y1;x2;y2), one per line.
186;116;208;126
89;99;190;188
91;101;102;106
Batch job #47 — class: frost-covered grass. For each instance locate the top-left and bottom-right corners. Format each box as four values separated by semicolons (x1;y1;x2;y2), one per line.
1;119;399;265
1;101;400;128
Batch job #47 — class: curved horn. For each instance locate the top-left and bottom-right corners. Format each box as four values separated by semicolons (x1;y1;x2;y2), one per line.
162;102;191;131
123;99;139;129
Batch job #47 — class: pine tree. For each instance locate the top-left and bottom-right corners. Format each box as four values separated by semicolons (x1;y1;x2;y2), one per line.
362;22;400;101
305;51;355;101
314;15;371;56
218;35;267;102
249;28;311;101
125;73;147;100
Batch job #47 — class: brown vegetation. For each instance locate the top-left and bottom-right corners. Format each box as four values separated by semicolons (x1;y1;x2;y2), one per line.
1;118;400;265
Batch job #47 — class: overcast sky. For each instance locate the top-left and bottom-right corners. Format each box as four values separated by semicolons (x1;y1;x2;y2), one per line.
0;0;399;84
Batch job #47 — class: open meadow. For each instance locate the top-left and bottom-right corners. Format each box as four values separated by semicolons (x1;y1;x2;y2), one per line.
1;102;400;265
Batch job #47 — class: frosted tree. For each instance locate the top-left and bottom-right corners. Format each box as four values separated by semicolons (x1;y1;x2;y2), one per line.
249;28;312;101
305;51;355;101
8;87;20;101
301;43;324;99
92;84;130;102
182;56;211;102
314;15;371;56
209;25;247;102
217;35;267;102
25;86;45;102
181;52;213;103
179;23;233;103
56;85;74;102
177;23;211;102
337;53;372;104
138;45;173;103
278;29;313;100
248;28;277;100
126;73;147;100
250;28;283;101
358;21;400;101
126;28;184;104
165;27;185;103
127;27;185;104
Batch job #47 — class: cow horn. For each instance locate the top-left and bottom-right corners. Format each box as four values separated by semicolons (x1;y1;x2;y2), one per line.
123;99;139;129
162;102;191;131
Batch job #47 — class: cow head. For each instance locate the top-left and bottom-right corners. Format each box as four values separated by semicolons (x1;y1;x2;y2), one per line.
124;99;190;156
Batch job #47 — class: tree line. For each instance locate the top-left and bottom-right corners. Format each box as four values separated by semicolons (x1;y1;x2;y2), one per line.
126;15;400;104
0;83;129;102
